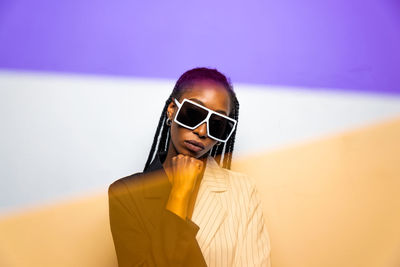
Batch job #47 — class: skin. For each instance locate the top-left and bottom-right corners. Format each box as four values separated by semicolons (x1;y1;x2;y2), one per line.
162;80;231;220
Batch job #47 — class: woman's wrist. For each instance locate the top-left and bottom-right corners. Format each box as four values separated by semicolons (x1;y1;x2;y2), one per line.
166;190;191;219
170;186;193;199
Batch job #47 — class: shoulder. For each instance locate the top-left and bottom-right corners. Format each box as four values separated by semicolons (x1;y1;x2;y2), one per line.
224;168;257;193
108;171;147;196
108;166;167;197
212;167;259;207
109;171;142;188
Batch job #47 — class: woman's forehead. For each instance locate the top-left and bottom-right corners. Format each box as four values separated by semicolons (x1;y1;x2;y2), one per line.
179;81;231;114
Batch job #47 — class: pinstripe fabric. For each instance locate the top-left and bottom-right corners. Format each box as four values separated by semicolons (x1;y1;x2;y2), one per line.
191;156;271;267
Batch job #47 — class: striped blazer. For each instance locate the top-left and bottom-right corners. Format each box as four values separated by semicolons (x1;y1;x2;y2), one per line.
108;152;271;266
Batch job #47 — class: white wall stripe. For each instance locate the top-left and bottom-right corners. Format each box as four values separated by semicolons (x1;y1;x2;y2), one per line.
1;70;400;212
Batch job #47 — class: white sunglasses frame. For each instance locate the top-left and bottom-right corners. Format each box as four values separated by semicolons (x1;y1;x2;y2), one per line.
173;98;237;143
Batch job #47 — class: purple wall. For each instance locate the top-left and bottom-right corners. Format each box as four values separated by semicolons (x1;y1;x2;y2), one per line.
0;0;399;94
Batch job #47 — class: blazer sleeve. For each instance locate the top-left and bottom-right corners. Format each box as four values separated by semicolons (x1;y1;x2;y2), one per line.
233;177;271;267
108;181;207;267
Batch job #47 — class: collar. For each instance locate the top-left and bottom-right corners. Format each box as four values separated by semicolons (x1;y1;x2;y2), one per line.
143;152;228;198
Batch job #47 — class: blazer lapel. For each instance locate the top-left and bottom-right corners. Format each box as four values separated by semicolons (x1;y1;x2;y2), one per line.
192;156;228;252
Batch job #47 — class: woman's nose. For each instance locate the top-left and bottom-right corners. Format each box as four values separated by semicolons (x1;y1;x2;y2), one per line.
193;122;207;138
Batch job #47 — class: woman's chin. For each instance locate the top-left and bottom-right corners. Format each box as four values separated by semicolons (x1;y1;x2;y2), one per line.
179;147;205;158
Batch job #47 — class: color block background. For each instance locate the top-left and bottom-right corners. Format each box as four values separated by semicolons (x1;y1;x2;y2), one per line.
0;0;399;266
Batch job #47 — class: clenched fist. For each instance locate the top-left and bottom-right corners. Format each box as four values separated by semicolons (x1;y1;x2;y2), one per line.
165;154;205;219
169;154;204;196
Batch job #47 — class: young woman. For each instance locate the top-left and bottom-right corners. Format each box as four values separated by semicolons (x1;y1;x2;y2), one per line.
108;68;271;267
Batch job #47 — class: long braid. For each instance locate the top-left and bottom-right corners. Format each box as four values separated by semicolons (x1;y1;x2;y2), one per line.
157;100;172;155
223;98;239;169
157;119;168;153
144;67;240;171
143;102;169;171
215;142;225;165
164;125;170;152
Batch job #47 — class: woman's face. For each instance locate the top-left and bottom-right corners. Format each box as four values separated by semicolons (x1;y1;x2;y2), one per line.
167;80;231;158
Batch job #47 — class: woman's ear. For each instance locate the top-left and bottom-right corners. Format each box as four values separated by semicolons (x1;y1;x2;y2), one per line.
166;99;176;120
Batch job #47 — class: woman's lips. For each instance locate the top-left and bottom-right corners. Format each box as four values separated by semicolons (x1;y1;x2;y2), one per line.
184;140;205;152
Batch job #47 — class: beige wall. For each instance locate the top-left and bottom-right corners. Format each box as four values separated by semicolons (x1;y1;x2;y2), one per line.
0;193;117;267
0;117;399;266
233;117;400;267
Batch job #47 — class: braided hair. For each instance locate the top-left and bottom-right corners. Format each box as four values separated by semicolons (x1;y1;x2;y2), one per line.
143;67;239;171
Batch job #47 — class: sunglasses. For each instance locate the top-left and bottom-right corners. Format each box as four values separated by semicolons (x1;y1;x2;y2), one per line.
173;98;237;143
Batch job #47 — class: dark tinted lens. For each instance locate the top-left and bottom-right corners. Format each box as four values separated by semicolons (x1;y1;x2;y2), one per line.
176;101;208;127
209;113;235;140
